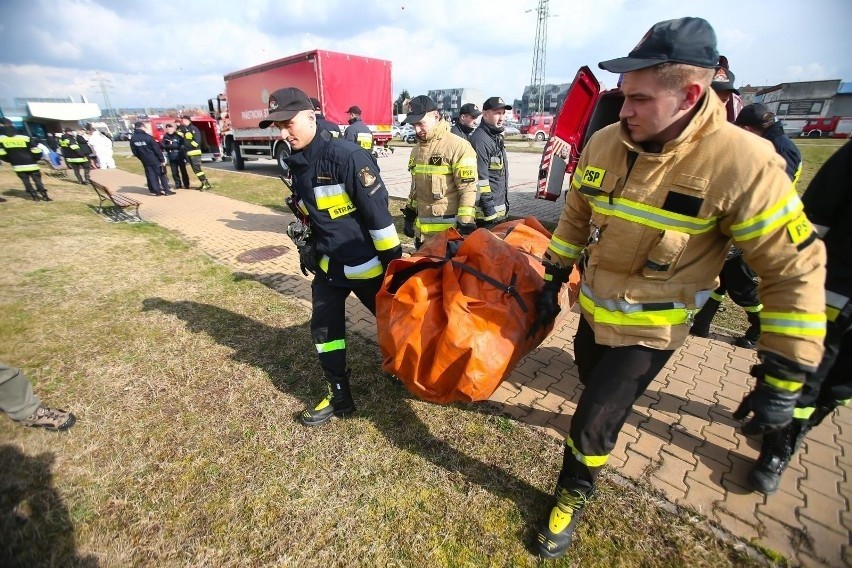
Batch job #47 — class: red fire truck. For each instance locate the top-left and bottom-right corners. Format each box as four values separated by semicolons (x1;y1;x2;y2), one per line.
145;116;222;161
209;50;393;174
800;116;852;138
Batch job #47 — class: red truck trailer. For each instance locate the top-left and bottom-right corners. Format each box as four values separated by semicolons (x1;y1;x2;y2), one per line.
209;50;393;174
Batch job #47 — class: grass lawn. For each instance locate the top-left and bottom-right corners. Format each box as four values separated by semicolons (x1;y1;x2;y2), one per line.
0;170;771;566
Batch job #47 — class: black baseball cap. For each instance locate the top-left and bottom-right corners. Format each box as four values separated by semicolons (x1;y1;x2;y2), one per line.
711;66;739;94
599;17;719;73
346;105;362;115
310;97;322;111
483;97;512;111
735;103;774;128
179;114;192;120
459;103;482;118
133;121;145;129
259;87;314;128
402;95;438;124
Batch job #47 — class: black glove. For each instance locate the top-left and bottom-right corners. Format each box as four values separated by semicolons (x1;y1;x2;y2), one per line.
457;222;476;236
478;192;497;219
402;206;417;238
733;356;804;436
298;240;318;276
378;247;403;273
527;262;573;339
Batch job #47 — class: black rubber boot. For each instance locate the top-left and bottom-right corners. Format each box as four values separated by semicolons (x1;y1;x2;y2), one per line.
534;477;594;558
300;370;356;427
748;422;799;495
735;311;761;349
27;191;41;201
200;178;212;191
690;297;721;337
39;191;52;202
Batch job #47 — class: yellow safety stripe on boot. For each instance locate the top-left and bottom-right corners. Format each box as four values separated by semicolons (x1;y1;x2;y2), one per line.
825;291;849;323
760;311;826;338
764;374;804;393
793;407;815;420
548;505;574;533
315;339;346;353
412;163;452;175
313;396;332;411
709;291;726;302
565;437;609;467
548;235;583;261
586;194;718;235
730;190;803;241
369;224;401;251
743;304;763;313
578;289;689;327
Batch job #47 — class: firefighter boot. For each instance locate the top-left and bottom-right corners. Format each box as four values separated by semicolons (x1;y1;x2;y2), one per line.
27;190;41;201
690;297;721;338
38;190;52;202
300;370;356;427
735;311;761;349
792;404;836;453
748;422;799;495
200;177;212;191
534;478;594;558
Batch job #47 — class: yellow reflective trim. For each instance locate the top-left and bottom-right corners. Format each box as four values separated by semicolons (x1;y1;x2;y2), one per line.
793;407;814;419
457;206;476;217
549;506;573;533
765;375;803;393
412;164;452;175
826;306;840;322
319;255;330;273
328;203;356;219
730;190;802;241
710;291;726;302
417;220;455;233
455;157;477;168
761;311;826;338
743;304;763;313
478;185;492;193
548;235;583;260
565;437;609;467
369;225;401;251
786;212;813;246
315;339;346;353
578;291;688;326
588;195;717;234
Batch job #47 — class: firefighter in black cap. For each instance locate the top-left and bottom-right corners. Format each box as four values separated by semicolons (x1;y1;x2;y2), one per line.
59;127;92;184
469;96;512;226
259;87;401;426
130;121;173;196
343;105;373;150
529;17;825;558
450;103;482;141
310;97;340;138
0;124;51;201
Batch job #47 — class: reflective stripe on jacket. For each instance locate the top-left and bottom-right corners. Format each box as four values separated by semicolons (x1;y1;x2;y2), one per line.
284;130;401;286
469;122;509;220
59;134;89;163
177;123;203;156
0;133;42;172
548;92;826;369
406;120;478;236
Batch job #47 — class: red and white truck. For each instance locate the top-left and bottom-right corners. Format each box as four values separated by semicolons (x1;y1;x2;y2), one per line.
209;50;393;174
800;115;852;138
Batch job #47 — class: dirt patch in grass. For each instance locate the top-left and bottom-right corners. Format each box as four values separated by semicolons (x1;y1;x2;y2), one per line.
0;167;774;566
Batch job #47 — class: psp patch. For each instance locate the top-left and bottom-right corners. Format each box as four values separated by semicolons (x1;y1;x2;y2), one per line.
358;166;378;188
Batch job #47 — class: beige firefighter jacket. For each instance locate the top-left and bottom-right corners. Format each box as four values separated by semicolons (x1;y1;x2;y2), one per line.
407;120;478;237
548;91;826;369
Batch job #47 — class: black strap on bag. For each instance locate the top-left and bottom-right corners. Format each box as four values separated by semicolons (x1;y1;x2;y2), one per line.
387;239;528;312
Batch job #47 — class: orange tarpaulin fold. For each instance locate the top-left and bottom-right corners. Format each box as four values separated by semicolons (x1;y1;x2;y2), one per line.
376;217;579;404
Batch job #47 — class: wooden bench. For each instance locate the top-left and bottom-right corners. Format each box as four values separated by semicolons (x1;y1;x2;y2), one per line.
90;181;142;222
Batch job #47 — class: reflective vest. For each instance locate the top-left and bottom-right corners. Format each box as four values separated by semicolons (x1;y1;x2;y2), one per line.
344;118;373;150
0;132;42;172
59;134;89;163
548;92;826;370
406;120;478;237
177;123;203;156
469;123;509;221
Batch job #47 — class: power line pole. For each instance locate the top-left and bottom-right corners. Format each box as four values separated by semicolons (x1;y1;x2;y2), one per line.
95;72;119;132
527;0;550;117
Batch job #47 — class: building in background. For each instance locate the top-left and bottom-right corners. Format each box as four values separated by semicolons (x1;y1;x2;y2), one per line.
0;96;101;139
518;83;570;118
752;79;851;136
427;88;484;121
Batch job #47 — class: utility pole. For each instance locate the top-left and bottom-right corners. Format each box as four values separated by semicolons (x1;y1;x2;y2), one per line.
527;0;550;117
95;72;119;133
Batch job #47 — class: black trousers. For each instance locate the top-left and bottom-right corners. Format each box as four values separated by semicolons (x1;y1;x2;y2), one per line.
714;255;760;308
169;159;190;188
16;170;45;194
560;316;675;486
186;154;207;184
142;163;170;194
311;276;381;378
69;161;91;184
797;299;852;410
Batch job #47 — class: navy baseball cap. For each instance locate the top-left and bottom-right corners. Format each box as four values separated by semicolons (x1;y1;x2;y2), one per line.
403;95;438;124
483;97;512;111
259;87;314;128
711;66;739;94
735;103;775;128
459;103;482;118
599;17;719;73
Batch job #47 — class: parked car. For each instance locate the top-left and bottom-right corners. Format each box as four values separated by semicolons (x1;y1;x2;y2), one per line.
503;124;520;136
404;131;416;144
395;124;414;140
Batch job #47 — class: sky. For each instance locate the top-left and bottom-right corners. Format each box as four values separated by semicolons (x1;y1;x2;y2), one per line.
1;0;851;112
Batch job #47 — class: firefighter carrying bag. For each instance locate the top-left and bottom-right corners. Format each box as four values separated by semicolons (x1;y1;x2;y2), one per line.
376;217;579;404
